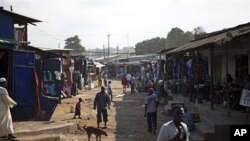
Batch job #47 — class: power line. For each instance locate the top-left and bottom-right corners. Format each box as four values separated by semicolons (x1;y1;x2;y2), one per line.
32;26;64;42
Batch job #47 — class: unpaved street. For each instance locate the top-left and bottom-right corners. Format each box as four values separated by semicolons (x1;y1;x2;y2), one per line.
49;79;169;141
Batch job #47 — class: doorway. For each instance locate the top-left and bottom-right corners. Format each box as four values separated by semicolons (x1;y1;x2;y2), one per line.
235;55;248;79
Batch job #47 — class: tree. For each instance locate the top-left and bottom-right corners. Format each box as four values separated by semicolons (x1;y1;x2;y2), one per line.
64;35;85;51
184;31;194;43
135;37;166;55
165;27;194;49
193;26;206;39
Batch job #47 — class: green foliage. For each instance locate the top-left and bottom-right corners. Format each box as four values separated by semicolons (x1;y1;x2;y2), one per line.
165;27;194;49
193;26;206;35
135;37;166;55
133;27;205;54
64;35;85;51
193;26;206;39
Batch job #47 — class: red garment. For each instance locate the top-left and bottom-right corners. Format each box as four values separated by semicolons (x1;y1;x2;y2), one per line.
34;71;41;117
75;102;81;110
122;77;128;85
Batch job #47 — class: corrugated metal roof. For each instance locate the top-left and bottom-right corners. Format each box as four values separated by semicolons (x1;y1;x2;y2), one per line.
0;7;41;25
115;61;141;65
166;22;250;54
93;55;120;61
27;46;67;58
27;47;72;51
157;48;175;54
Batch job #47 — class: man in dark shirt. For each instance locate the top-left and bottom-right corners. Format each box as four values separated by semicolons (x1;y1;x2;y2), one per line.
94;86;111;128
144;88;159;134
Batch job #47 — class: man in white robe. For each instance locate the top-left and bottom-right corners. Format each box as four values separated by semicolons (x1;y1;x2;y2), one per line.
0;77;17;140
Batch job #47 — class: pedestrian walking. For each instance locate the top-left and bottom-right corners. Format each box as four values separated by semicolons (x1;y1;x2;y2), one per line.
71;81;78;96
122;75;128;94
0;77;18;140
144;88;159;135
130;74;136;95
126;74;131;88
93;86;111;128
103;73;108;87
107;80;113;101
98;73;102;87
157;106;190;141
73;98;82;119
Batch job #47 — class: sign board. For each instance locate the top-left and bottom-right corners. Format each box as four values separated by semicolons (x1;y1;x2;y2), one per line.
240;89;250;107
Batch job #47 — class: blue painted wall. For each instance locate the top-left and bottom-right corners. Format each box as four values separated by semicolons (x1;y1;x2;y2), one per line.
0;13;14;39
12;50;36;120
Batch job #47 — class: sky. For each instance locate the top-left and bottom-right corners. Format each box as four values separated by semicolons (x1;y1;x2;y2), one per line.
1;0;250;49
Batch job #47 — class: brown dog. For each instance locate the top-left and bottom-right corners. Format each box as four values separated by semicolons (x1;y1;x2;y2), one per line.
83;125;108;141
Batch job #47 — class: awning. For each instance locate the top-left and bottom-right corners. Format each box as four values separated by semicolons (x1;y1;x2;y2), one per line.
166;22;250;54
94;61;105;68
0;38;17;45
115;61;141;65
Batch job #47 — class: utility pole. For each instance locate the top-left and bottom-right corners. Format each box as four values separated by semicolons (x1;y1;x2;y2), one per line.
127;50;129;59
107;34;110;63
117;44;119;56
88;48;90;59
103;44;105;60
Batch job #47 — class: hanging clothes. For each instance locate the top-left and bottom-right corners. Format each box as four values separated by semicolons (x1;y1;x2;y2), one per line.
186;59;193;79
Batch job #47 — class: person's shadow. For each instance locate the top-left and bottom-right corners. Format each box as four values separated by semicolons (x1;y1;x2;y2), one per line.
0;138;19;141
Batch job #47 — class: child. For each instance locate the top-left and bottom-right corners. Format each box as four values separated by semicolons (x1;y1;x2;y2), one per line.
73;98;82;119
107;80;113;101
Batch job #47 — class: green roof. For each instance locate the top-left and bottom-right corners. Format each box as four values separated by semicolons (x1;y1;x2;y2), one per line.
0;38;17;45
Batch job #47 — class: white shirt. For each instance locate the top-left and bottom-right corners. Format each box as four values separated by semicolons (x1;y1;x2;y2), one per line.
104;74;107;80
157;120;190;141
54;71;61;80
126;74;131;81
107;83;112;93
130;76;136;85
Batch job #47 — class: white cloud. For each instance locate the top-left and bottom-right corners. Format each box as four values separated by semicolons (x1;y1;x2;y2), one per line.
2;0;250;49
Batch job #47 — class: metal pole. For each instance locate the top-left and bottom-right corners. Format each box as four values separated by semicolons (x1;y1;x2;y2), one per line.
108;34;110;63
88;48;90;59
103;44;105;59
117;44;119;56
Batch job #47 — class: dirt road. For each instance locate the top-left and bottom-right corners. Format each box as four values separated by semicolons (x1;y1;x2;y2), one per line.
50;79;169;141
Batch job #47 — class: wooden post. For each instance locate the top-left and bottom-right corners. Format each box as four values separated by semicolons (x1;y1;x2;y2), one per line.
177;54;180;95
245;107;249;124
210;46;214;110
226;42;231;117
